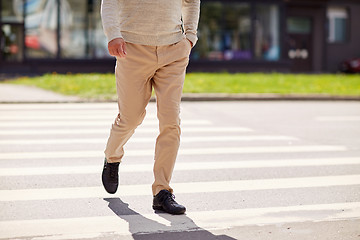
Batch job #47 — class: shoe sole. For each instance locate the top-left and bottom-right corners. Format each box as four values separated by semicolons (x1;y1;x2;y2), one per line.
152;205;186;215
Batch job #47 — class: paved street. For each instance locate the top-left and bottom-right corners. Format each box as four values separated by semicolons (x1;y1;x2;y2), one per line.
0;101;359;240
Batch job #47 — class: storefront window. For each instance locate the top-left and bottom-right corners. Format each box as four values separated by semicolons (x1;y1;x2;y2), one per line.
22;0;109;59
3;0;284;63
1;0;24;62
24;0;58;58
254;4;280;61
223;3;251;60
60;0;87;58
287;17;311;34
1;24;23;61
193;2;251;61
193;2;222;60
1;0;24;23
60;0;110;59
89;0;111;58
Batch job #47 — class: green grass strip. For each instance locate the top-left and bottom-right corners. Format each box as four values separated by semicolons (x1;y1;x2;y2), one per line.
3;72;360;100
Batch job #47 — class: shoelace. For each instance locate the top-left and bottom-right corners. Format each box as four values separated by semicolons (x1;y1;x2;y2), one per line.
165;193;176;204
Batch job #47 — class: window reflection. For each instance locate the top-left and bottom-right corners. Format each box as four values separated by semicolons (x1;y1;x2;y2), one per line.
22;0;109;59
1;24;23;61
193;2;223;60
193;2;251;61
2;0;282;62
327;7;348;43
60;0;86;58
287;17;311;34
1;0;24;23
223;4;251;60
89;0;111;58
24;0;58;58
254;4;280;61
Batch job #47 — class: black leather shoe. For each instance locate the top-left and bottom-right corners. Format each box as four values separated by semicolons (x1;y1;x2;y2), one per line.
101;158;119;194
152;189;186;215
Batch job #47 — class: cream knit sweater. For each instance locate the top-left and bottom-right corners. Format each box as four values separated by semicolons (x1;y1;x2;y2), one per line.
101;0;200;46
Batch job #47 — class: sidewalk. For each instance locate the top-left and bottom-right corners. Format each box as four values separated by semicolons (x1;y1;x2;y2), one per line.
0;83;359;103
0;84;80;103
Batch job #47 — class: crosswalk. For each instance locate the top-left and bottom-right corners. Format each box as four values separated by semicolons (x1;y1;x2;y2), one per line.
0;102;359;239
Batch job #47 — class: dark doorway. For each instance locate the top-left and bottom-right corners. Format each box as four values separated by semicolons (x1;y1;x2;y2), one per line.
285;16;313;72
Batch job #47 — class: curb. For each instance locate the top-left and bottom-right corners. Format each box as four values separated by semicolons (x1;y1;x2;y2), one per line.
180;93;360;101
0;93;360;104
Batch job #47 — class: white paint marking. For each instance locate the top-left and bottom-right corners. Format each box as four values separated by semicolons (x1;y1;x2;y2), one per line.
0;157;359;176
0;110;118;116
0;120;212;127
0;113;156;121
0;116;123;120
0;135;297;145
0;145;346;160
315;116;360;121
0;127;253;135
0;202;359;239
0;174;359;201
0;103;117;110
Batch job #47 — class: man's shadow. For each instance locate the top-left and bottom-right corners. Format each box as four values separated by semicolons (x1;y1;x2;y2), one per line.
104;198;236;240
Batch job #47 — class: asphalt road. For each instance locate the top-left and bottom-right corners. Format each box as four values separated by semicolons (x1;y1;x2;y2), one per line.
0;101;359;240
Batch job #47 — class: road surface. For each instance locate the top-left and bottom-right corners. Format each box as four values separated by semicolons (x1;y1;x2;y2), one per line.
0;101;359;239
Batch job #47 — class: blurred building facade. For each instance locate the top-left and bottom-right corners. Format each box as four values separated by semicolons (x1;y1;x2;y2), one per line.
0;0;359;74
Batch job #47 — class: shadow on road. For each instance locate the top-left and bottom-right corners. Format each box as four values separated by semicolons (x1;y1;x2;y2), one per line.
104;198;236;240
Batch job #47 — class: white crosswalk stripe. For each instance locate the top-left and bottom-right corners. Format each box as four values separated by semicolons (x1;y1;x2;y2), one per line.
1;202;359;239
1;157;359;176
0;135;298;145
0;145;347;159
1;175;360;201
0;127;253;135
0;103;359;239
0;120;212;127
315;116;360;121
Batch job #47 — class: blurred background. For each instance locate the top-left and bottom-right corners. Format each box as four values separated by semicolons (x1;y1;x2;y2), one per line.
0;0;359;74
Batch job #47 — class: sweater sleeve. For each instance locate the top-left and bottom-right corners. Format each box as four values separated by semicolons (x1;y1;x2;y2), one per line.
182;0;200;47
101;0;123;43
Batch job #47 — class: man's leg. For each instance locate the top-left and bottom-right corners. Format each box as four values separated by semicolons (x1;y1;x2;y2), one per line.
102;43;157;194
151;38;191;214
104;43;157;163
152;38;191;196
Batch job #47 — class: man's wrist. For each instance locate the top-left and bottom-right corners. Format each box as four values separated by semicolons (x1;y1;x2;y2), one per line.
107;34;123;44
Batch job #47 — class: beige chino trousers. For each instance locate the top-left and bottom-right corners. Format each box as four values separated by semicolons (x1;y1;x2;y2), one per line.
104;37;191;196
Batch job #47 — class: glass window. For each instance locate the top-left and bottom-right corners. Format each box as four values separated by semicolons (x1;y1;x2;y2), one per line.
1;24;24;61
287;17;311;34
59;0;109;59
1;0;24;23
25;0;58;58
327;7;348;43
223;3;251;60
88;0;111;58
60;0;87;58
192;2;223;60
254;4;280;61
192;2;251;61
24;0;109;59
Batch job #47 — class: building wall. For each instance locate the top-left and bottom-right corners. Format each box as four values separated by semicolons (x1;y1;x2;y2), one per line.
326;3;360;72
